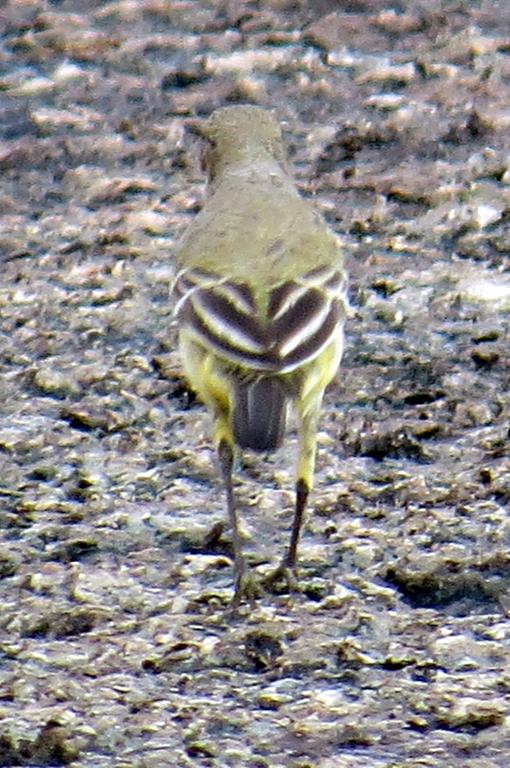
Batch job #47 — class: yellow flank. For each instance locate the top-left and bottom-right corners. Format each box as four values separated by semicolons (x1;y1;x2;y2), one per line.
294;333;344;489
179;331;234;450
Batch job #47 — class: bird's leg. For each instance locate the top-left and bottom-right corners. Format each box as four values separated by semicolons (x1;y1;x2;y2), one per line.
285;477;310;570
264;402;319;593
217;438;262;608
264;477;310;593
217;438;244;607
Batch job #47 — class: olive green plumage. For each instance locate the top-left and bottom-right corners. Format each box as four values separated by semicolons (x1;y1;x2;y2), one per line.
173;105;347;606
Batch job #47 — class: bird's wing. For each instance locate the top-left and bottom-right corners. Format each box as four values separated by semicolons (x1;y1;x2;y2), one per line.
173;264;347;373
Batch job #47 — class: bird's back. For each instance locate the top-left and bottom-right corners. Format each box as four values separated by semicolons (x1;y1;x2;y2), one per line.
175;164;341;293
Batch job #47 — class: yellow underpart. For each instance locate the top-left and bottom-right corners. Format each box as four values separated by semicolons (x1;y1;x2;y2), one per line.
179;331;235;449
297;333;344;417
179;326;344;488
293;333;344;490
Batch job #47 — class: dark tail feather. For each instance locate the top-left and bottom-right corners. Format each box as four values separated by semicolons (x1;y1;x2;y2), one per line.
233;377;287;451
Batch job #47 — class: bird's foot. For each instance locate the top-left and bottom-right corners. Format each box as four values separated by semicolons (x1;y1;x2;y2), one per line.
227;561;264;614
262;560;299;594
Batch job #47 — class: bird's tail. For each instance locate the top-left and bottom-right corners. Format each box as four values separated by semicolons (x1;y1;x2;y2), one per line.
232;376;287;451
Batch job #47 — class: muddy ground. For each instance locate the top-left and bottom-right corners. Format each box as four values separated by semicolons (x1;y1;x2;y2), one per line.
1;1;510;766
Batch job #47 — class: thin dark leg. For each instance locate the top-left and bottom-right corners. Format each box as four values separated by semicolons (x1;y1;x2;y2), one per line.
217;439;245;607
264;477;309;592
265;394;320;593
284;478;309;569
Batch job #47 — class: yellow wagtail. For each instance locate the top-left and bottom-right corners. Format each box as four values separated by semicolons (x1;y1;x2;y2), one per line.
173;105;347;606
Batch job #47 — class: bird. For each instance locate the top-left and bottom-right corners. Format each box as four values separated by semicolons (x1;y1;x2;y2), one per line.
172;105;348;607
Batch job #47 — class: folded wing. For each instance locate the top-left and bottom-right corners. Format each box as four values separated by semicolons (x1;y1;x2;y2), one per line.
173;264;347;374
